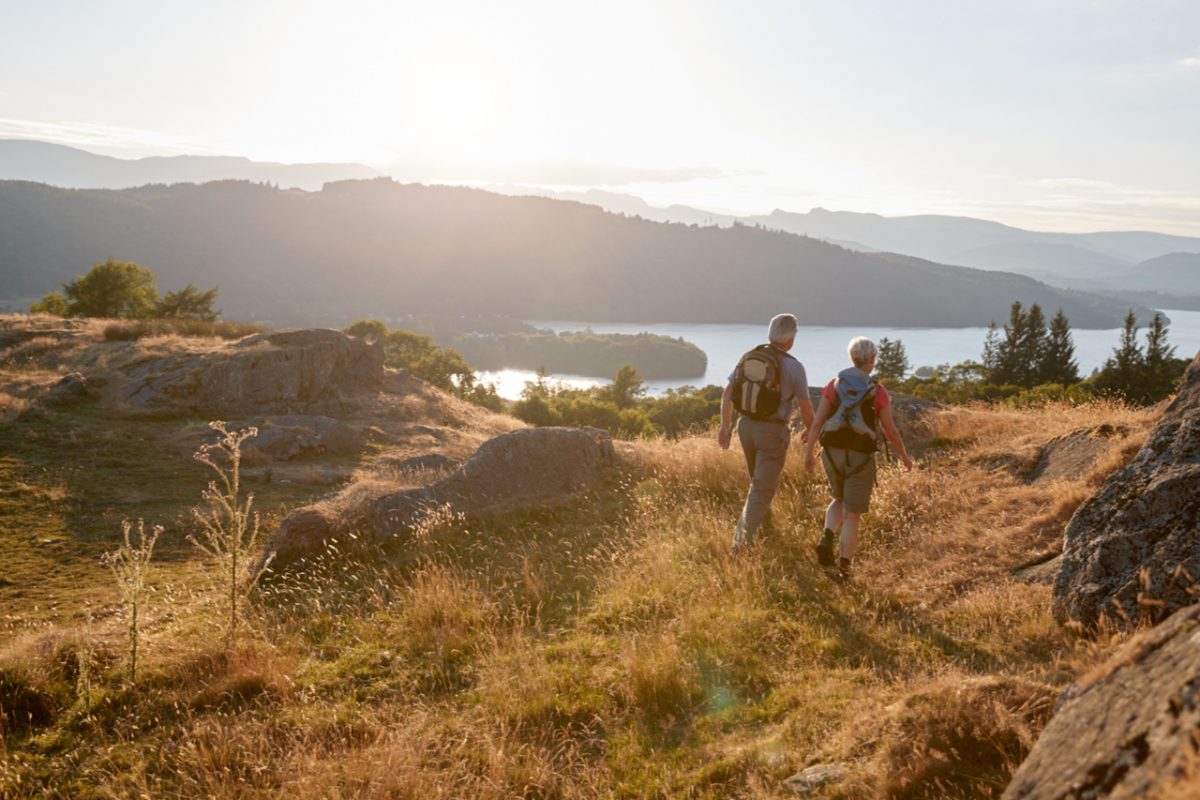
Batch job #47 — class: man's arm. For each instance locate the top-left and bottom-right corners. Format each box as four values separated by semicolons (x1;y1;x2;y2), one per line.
718;382;735;450
794;395;815;438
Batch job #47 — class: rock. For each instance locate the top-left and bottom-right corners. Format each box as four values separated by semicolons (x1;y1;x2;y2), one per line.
784;763;847;795
41;372;89;406
260;427;617;572
120;329;383;416
1003;603;1200;799
1028;425;1125;485
244;415;365;461
1015;554;1062;585
1053;353;1200;628
372;427;617;537
378;453;460;474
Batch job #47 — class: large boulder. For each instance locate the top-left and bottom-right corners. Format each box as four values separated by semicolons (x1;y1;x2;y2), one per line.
1003;602;1200;799
119;329;383;416
260;427;617;571
372;427;617;536
244;415;365;461
1053;353;1200;627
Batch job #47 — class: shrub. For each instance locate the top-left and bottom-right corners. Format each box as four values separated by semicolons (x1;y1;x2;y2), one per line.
102;319;265;341
102;519;162;684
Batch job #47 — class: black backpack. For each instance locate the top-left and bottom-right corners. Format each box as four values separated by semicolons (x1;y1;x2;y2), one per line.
732;344;791;419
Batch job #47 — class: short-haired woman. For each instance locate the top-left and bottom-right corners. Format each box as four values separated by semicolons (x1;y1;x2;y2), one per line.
802;336;914;581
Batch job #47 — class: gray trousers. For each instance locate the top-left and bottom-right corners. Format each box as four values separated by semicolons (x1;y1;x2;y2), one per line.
733;417;790;548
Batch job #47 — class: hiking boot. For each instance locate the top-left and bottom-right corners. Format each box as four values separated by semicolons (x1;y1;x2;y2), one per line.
837;557;853;583
814;528;836;567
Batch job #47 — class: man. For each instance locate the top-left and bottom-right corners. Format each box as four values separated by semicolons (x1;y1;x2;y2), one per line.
718;313;814;554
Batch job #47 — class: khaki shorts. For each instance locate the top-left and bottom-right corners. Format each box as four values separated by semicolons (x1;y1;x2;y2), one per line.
821;446;877;514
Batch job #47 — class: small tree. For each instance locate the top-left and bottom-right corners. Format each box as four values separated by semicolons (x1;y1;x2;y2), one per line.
30;292;69;316
190;422;271;648
981;321;1001;378
1094;310;1146;400
102;519;161;684
875;337;910;380
1038;308;1079;385
61;258;160;319
157;284;219;321
600;364;646;409
344;318;389;342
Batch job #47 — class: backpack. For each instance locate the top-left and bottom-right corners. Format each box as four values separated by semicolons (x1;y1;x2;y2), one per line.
732;344;791;420
819;368;879;453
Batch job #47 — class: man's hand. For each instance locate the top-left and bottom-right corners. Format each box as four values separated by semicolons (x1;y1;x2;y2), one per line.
804;450;817;473
717;425;733;450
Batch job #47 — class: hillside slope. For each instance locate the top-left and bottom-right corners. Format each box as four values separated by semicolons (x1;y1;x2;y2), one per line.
0;179;1144;328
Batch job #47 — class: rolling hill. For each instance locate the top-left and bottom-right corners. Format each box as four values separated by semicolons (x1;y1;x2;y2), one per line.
0;178;1146;328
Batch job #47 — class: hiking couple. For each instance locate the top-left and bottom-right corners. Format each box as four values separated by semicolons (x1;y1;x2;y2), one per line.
717;313;914;581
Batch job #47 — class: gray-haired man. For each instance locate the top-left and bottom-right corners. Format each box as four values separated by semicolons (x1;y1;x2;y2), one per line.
718;313;814;554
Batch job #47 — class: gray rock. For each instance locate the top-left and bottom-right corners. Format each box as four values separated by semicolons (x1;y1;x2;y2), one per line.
1053;353;1200;628
784;763;847;795
120;329;383;416
245;415;365;461
372;427;617;537
1003;603;1200;799
42;372;89;406
1029;425;1125;485
260;427;617;572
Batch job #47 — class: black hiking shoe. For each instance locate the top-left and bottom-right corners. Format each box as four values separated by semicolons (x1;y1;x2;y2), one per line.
837;557;853;583
815;529;837;567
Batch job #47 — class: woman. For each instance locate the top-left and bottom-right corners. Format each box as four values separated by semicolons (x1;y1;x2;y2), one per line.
802;337;913;582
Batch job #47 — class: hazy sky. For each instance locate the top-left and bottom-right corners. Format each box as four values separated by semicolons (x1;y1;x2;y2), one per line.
2;0;1199;234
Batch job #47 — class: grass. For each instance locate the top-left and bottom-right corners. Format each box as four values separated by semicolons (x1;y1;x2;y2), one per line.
0;397;1157;798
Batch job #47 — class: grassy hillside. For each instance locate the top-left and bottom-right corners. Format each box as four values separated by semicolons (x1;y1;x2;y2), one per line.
0;179;1143;328
0;321;1156;798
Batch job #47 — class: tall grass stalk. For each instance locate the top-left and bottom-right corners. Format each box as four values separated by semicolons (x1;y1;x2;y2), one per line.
102;519;161;684
190;421;272;649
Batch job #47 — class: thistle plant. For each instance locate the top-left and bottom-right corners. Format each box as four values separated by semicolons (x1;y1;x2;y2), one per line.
190;421;272;648
102;519;161;684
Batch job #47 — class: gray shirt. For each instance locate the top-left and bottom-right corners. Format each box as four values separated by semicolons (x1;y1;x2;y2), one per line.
728;347;809;423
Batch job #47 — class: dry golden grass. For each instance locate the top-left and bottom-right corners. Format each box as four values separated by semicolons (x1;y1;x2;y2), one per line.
0;398;1168;798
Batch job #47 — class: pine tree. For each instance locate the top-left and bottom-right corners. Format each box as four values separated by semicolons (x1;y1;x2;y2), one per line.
1095;310;1145;399
991;301;1026;386
875;337;910;380
1143;312;1177;401
981;321;1001;378
1015;303;1048;387
1038;309;1079;385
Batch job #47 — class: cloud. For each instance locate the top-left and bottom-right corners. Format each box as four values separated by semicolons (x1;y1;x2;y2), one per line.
1178;56;1200;69
0;117;221;157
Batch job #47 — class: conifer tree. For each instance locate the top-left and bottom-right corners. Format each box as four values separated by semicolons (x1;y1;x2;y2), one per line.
991;301;1026;386
1038;308;1079;385
875;337;910;380
1095;310;1145;399
1015;303;1048;387
1143;311;1177;401
981;321;1001;378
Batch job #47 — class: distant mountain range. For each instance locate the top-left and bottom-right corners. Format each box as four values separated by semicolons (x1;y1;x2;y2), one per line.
0;139;380;190
508;189;1200;297
0;178;1146;329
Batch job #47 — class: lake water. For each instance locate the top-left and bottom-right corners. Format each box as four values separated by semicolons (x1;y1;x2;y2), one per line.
478;309;1200;399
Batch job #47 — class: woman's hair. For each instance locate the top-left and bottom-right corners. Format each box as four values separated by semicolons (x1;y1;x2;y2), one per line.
848;336;878;368
768;313;798;345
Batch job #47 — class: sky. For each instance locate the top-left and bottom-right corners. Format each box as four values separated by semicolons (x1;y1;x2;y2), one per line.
2;0;1199;234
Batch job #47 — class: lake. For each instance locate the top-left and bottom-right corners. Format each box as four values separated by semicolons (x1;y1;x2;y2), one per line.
478;309;1200;399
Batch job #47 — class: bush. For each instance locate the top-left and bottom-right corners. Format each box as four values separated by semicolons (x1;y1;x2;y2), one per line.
102;319;266;341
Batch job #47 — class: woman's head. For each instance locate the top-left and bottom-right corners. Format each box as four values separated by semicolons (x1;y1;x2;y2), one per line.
848;336;878;370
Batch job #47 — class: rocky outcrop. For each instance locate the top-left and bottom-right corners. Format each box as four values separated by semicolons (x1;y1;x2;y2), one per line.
244;415;365;462
1029;424;1126;485
119;329;383;416
1053;353;1200;628
41;372;90;407
260;427;618;571
1003;602;1200;799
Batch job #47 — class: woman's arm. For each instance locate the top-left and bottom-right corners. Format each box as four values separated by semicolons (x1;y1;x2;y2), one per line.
879;405;914;470
803;395;833;472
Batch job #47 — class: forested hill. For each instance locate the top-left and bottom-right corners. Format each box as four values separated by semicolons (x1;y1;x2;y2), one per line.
0;178;1144;328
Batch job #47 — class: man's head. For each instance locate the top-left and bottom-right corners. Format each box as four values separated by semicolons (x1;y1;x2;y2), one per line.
848;336;878;370
768;313;798;350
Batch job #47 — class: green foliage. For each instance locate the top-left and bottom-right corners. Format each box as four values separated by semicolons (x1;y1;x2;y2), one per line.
876;337;910;380
102;519;161;684
343;320;503;411
1093;310;1188;404
515;366;720;439
30;291;69;316
156;284;220;321
60;258;160;319
1039;309;1080;385
102;319;265;341
985;303;1080;389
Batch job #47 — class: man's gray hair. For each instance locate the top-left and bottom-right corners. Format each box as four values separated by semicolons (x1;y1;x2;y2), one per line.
848;336;878;368
767;313;798;345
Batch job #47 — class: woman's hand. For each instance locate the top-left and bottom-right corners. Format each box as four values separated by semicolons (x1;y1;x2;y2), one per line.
901;453;914;471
